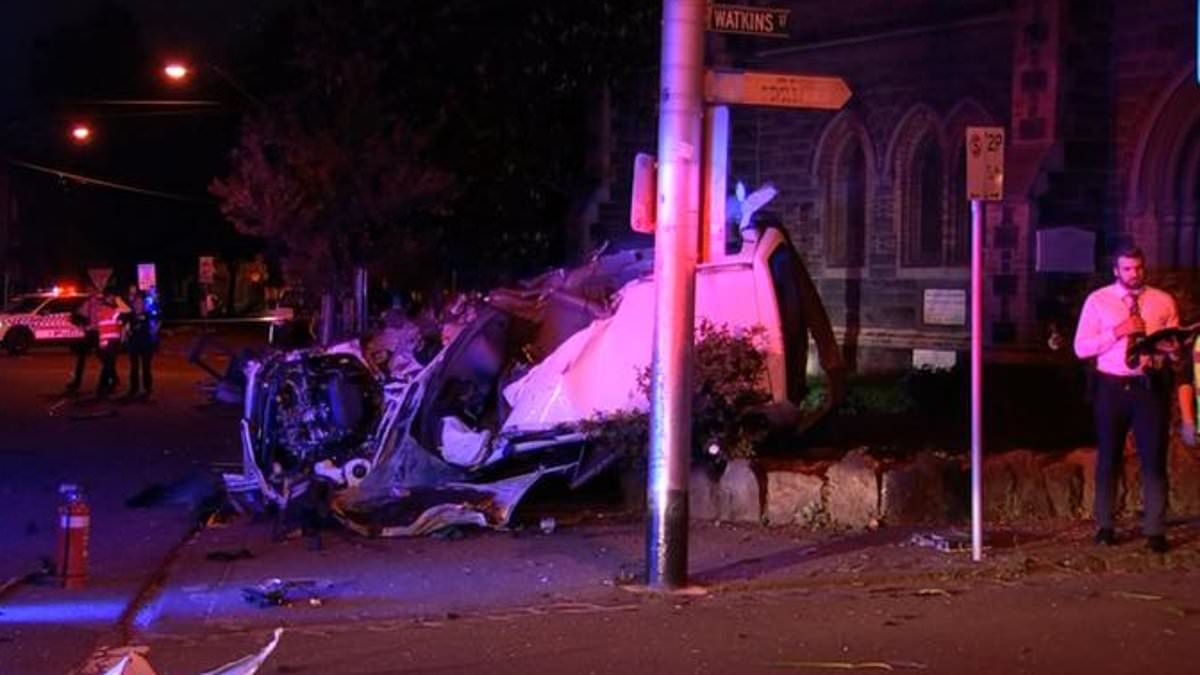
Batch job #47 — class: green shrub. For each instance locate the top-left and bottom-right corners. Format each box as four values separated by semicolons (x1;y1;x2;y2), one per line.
583;320;771;461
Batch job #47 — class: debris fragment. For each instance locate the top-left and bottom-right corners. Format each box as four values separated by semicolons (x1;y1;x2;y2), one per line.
198;627;284;675
766;660;927;671
100;650;157;675
48;397;71;416
242;579;320;608
81;645;156;675
431;525;466;540
1111;591;1163;602
909;532;970;553
69;407;118;421
206;548;254;562
914;588;952;597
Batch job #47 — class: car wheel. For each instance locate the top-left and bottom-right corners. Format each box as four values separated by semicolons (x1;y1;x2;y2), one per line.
4;327;33;355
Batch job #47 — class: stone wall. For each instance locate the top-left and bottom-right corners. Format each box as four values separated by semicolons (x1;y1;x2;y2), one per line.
688;441;1200;530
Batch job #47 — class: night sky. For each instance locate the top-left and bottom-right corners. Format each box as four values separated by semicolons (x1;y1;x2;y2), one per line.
2;1;660;303
1;1;276;119
1;1;283;295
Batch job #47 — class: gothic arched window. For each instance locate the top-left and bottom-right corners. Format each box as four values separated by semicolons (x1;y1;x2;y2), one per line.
903;133;945;266
829;138;867;267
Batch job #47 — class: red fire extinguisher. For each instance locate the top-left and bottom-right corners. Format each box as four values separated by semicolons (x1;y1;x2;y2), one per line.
55;483;90;589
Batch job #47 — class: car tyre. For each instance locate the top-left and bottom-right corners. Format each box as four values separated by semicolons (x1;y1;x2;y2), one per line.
4;326;33;355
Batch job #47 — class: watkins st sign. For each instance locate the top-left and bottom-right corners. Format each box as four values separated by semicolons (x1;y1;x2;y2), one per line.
707;3;791;39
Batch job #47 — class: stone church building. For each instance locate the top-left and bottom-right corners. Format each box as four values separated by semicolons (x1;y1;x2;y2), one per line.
597;0;1199;373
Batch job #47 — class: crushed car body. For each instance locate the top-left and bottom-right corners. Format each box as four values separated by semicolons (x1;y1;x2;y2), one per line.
224;224;846;536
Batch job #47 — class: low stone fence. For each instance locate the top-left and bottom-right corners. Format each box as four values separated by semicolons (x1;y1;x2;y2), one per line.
686;441;1200;528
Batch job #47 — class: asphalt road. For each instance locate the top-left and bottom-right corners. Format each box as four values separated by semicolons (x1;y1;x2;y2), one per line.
0;330;248;675
135;570;1200;675
2;329;1199;674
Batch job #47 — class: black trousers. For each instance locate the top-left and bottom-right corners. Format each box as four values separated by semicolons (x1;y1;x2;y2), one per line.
1092;373;1169;536
127;348;153;395
68;330;99;389
97;344;119;395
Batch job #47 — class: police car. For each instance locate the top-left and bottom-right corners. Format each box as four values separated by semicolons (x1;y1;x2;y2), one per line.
0;289;91;354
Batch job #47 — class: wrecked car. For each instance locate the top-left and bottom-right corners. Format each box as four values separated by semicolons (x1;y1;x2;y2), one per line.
224;223;846;536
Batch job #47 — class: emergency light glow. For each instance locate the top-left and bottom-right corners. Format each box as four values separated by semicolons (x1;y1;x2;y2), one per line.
0;599;125;624
70;124;92;142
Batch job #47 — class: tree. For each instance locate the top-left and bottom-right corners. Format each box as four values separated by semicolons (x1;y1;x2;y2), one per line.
213;0;659;294
210;5;455;293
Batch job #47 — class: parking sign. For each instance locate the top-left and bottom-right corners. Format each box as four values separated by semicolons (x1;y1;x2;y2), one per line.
198;256;215;284
966;126;1005;201
137;263;157;291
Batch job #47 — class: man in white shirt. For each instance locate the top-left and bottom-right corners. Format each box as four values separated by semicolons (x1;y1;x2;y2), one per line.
1074;244;1178;553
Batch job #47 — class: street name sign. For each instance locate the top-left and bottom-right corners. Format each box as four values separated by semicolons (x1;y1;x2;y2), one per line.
705;70;851;110
965;126;1005;201
707;3;791;38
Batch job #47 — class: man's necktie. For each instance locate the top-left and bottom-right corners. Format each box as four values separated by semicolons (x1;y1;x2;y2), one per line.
1125;292;1144;369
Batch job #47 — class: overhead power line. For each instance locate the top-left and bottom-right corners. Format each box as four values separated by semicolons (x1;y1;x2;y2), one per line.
5;156;211;203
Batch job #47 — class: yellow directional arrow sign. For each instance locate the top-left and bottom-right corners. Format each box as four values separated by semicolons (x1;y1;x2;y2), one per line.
705;70;852;110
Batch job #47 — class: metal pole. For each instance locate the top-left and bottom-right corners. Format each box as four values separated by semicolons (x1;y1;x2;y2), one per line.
354;267;368;335
320;292;335;347
970;199;984;562
646;0;704;590
702;105;729;263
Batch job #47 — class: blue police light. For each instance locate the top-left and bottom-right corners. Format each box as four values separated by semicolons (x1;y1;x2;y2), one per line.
0;598;125;624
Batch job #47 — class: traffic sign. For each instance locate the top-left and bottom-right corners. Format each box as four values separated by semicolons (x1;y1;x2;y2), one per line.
707;3;791;38
966;126;1005;201
87;267;112;291
137;263;157;291
198;256;215;284
705;70;851;110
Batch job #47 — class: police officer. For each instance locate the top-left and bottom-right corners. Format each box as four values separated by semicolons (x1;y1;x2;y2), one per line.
120;290;157;400
95;290;124;397
65;293;103;393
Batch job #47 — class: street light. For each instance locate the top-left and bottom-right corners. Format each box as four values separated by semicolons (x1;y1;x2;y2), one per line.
159;59;261;107
163;62;191;82
69;123;93;143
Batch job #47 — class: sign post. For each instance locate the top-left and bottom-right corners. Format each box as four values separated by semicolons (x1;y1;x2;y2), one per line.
702;105;730;262
646;0;705;590
965;126;1005;562
642;1;853;588
136;263;157;292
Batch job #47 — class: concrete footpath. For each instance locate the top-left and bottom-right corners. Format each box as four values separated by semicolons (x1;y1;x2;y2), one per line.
85;508;1200;674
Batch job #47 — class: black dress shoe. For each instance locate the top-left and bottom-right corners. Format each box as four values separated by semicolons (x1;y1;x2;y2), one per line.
1146;535;1169;553
1095;528;1116;546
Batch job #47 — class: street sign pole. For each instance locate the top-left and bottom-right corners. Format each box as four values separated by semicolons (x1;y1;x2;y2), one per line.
646;0;704;590
965;126;1005;562
970;198;984;562
702;104;729;262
